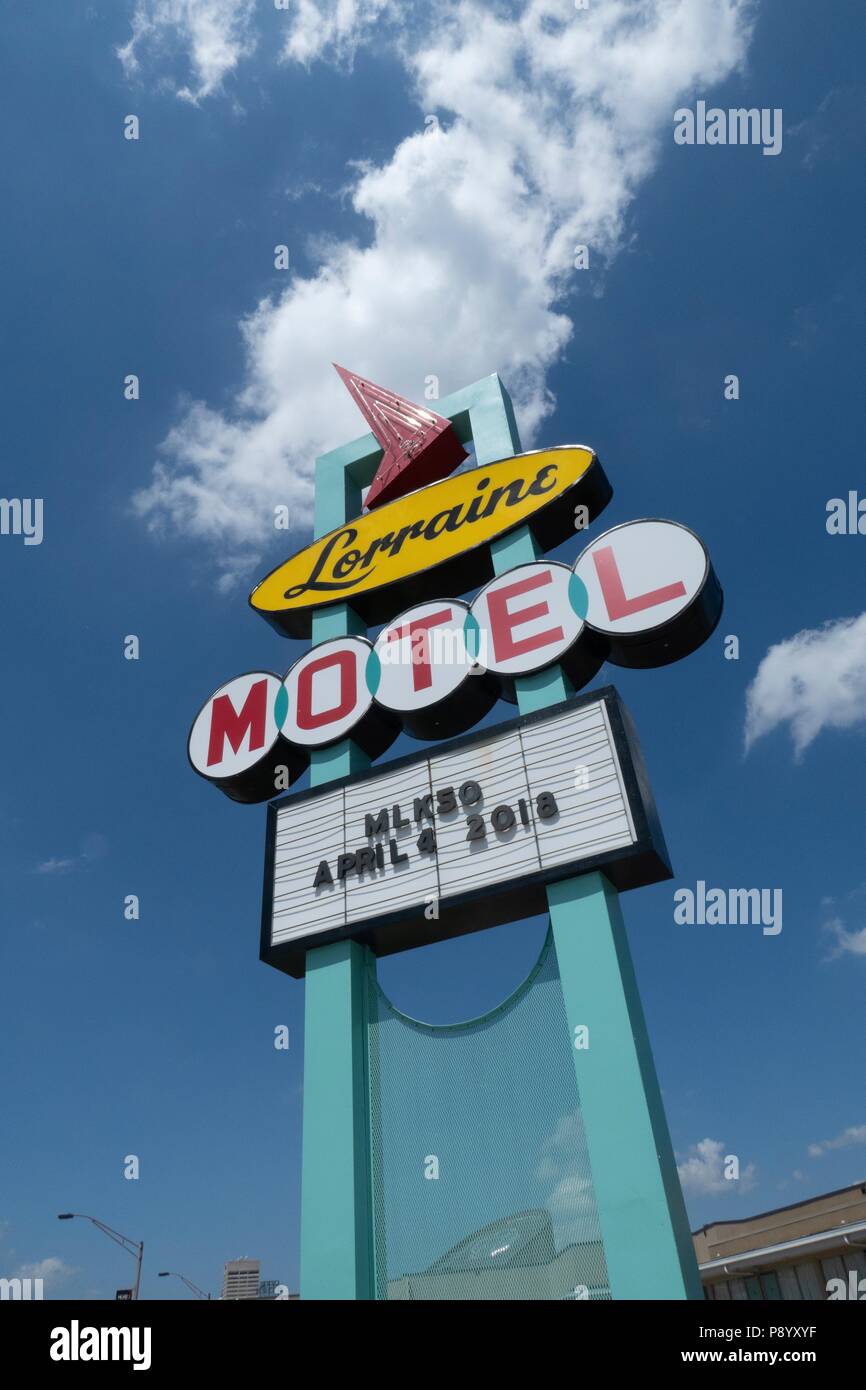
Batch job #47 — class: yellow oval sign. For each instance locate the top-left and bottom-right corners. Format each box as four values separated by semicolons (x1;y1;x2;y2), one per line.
250;446;610;636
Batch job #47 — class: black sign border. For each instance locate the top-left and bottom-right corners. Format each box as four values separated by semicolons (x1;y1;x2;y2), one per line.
260;685;672;978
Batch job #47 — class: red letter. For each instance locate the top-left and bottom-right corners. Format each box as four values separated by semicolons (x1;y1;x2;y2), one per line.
592;546;686;621
296;649;357;729
487;572;563;662
207;679;268;766
385;607;453;692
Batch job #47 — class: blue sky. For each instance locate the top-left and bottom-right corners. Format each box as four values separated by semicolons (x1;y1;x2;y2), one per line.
1;0;864;1299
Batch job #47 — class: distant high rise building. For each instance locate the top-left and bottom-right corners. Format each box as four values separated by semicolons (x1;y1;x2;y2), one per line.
221;1258;261;1301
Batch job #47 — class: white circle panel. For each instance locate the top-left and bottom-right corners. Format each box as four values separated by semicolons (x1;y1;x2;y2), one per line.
373;599;472;712
283;637;374;747
574;520;708;636
471;562;584;675
188;672;283;778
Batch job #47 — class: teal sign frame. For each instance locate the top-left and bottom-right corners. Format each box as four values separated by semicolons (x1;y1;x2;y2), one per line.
298;374;702;1300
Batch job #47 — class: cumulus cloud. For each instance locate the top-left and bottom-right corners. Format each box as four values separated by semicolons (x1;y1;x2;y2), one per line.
36;857;78;876
677;1138;756;1196
545;1173;602;1252
127;0;754;581
36;834;108;877
282;0;393;67
14;1256;78;1289
744;612;866;757
535;1109;602;1248
821;884;866;960
536;1108;590;1184
823;917;866;959
118;0;257;104
808;1124;866;1158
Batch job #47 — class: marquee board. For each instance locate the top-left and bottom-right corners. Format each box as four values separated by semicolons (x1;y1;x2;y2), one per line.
260;687;671;977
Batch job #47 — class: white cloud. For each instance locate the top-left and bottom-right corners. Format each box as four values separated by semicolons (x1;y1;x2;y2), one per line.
129;0;755;580
745;613;866;756
677;1138;756;1195
282;0;393;67
819;883;866;960
36;857;78;876
822;915;866;960
825;920;866;958
535;1108;590;1184
14;1256;77;1289
808;1124;866;1158
535;1109;602;1248
36;834;108;877
545;1173;601;1251
118;0;257;104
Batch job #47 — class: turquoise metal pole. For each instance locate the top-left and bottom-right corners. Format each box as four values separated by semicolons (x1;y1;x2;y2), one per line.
478;392;701;1301
300;938;374;1299
298;378;525;1299
299;460;376;1300
548;874;703;1299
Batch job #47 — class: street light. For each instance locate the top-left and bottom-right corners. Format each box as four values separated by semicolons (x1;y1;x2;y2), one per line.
158;1271;211;1300
57;1213;144;1300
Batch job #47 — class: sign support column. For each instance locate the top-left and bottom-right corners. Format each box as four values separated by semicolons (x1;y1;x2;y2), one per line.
299;374;536;1299
300;452;377;1301
548;873;703;1298
479;397;701;1301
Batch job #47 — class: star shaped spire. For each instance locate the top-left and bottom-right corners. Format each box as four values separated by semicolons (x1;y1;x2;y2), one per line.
333;364;468;508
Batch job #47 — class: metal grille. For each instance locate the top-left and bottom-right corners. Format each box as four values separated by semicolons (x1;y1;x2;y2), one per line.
366;928;610;1300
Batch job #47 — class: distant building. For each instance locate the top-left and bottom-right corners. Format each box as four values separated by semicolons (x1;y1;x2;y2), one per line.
221;1258;261;1301
381;1184;866;1300
388;1209;610;1300
694;1180;866;1300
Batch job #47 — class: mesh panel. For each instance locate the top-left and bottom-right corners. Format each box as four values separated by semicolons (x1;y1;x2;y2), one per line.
367;928;610;1300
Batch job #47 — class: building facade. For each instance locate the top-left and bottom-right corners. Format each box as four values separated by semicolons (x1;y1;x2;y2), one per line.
695;1181;866;1300
221;1258;261;1301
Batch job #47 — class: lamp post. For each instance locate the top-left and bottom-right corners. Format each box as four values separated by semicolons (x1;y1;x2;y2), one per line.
158;1271;211;1300
58;1213;144;1300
